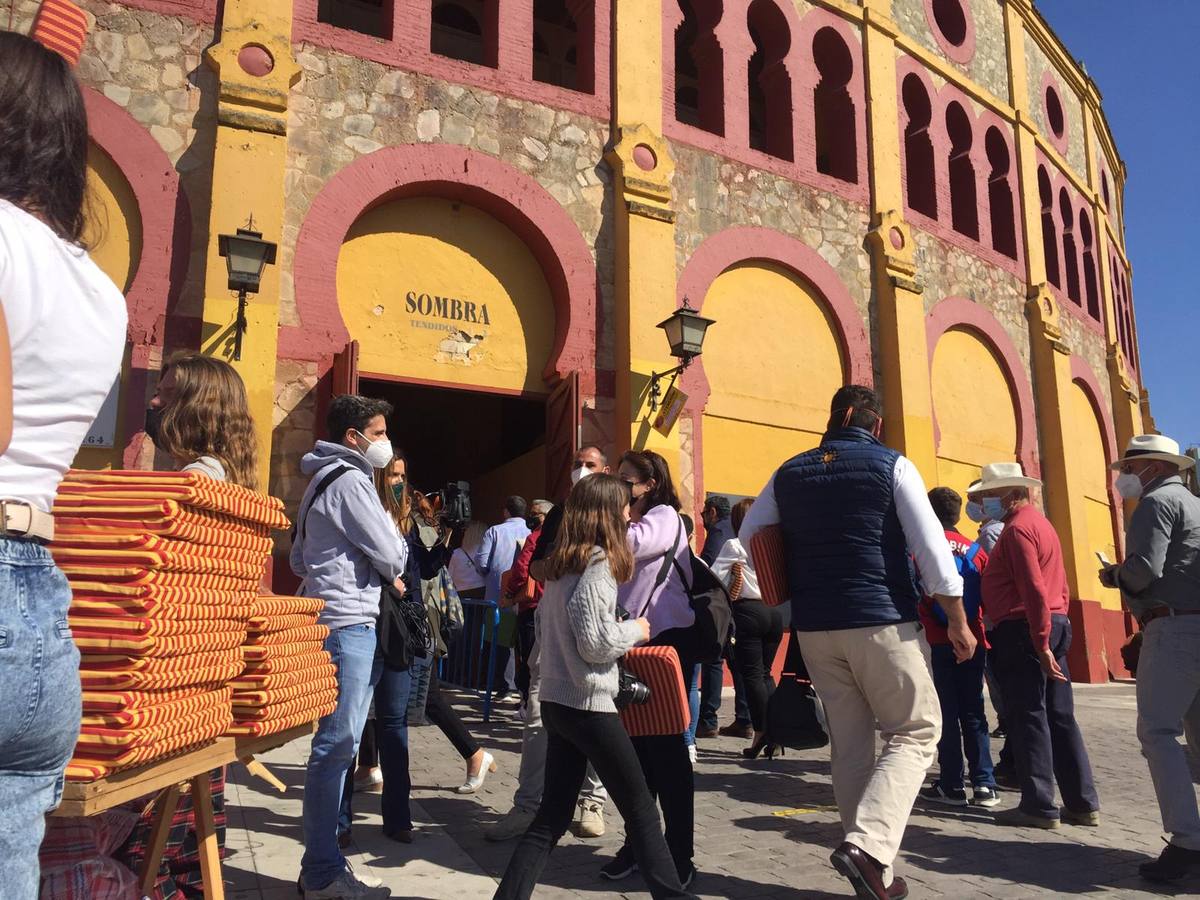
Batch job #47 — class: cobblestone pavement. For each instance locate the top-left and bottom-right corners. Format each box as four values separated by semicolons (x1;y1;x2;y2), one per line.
226;681;1200;899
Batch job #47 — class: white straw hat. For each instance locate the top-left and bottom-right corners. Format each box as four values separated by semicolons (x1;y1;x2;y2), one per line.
974;462;1042;491
1110;434;1194;471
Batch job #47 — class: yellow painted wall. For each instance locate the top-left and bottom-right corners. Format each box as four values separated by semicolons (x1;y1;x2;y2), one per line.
84;142;141;295
471;444;546;526
337;198;555;395
1069;381;1121;609
931;328;1018;512
701;262;845;497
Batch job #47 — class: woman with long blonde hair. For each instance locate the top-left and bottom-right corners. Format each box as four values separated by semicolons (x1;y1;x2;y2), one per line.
495;474;695;900
145;352;258;488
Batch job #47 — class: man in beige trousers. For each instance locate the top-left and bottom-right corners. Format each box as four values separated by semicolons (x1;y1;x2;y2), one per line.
741;386;974;900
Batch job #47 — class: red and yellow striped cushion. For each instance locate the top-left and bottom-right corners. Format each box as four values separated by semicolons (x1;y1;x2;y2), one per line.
231;662;335;692
249;595;324;617
73;627;246;657
245;624;329;646
239;649;333;677
52;530;268;563
63;580;257;603
247;613;321;635
81;685;211;713
61;565;257;591
53;545;268;579
242;640;327;663
79;652;244;691
76;701;232;751
749;525;788;607
70;615;245;637
227;695;339;737
68;595;252;619
232;675;339;711
80;687;231;730
618;647;690;738
53;501;273;547
66;718;231;780
32;0;88;66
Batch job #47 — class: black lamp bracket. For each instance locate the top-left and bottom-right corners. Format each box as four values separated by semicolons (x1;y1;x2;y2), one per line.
648;357;692;412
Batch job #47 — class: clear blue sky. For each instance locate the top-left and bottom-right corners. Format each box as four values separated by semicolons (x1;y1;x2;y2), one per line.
1036;1;1199;451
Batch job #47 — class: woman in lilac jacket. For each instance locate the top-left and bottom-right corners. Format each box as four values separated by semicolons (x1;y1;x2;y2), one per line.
599;450;699;890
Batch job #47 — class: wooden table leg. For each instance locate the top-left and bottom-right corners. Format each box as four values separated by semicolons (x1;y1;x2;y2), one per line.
240;754;287;793
138;784;181;896
191;770;226;900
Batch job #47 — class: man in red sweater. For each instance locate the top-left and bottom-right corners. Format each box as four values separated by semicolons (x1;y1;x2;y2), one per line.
976;462;1100;829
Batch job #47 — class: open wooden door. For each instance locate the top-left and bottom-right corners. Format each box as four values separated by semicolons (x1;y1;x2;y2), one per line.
332;340;360;397
545;371;581;502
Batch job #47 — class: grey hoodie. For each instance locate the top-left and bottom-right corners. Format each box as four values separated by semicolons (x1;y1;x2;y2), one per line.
289;440;409;630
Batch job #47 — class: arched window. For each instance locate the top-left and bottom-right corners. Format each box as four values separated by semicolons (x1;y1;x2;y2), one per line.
985;127;1016;259
902;74;936;219
812;27;856;183
1038;166;1059;288
674;0;723;135
318;0;390;38
533;0;585;91
431;0;496;68
1079;209;1100;320
1101;169;1111;211
946;102;978;240
747;0;793;161
1059;188;1080;305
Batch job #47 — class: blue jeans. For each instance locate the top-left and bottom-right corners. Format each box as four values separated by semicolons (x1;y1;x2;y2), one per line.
302;624;382;890
685;664;700;747
376;662;414;831
698;658;751;731
930;642;994;789
0;538;81;899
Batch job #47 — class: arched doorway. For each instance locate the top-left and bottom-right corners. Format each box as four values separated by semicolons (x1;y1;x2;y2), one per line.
1067;378;1120;613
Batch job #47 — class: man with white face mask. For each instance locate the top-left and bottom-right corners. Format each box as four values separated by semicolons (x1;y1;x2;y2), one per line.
975;462;1099;833
1100;434;1200;883
291;394;408;899
486;445;613;842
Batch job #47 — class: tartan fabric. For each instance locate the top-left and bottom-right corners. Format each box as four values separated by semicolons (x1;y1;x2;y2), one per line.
241;640;326;663
244;623;329;646
226;697;339;737
39;810;141;900
81;687;231;730
73;627;246;657
238;649;332;676
248;595;324;617
247;613;321;634
618;646;690;738
70;615;245;637
59;470;290;529
53;545;268;579
748;525;788;607
31;0;88;66
231;675;339;711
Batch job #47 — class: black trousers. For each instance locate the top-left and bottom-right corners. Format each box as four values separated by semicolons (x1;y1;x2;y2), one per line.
620;626;697;872
515;608;537;703
425;667;480;761
731;600;783;733
494;702;696;900
991;615;1099;818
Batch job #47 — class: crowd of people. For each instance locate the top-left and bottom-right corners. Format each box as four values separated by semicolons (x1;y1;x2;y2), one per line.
2;28;1200;900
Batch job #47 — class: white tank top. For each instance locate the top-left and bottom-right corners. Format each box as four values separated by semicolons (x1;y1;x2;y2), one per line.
0;201;127;512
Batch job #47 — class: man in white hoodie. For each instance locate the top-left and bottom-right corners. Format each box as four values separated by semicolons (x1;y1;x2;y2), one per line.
291;395;408;899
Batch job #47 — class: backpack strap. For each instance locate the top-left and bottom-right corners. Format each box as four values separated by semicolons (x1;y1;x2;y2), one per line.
653;515;684;591
293;466;353;545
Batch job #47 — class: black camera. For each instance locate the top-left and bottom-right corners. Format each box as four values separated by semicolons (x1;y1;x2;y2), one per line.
439;480;473;529
615;665;651;710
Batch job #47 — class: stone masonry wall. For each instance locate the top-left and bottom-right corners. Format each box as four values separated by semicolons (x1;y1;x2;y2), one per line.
891;0;1010;102
1023;29;1087;176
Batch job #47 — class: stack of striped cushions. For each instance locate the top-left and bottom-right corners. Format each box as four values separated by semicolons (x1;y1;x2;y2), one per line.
51;470;290;780
228;594;338;737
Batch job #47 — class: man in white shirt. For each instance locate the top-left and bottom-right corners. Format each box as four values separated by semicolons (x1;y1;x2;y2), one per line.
740;385;973;900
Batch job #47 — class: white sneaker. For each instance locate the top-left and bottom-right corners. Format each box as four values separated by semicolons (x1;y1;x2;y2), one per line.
457;750;497;794
571;799;605;838
485;807;535;841
688;743;698;765
300;868;390;898
353;766;383;791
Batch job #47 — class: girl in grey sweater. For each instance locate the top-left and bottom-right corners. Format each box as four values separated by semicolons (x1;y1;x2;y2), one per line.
494;474;698;900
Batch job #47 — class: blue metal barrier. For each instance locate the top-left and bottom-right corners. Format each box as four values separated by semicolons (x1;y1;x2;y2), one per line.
439;597;499;722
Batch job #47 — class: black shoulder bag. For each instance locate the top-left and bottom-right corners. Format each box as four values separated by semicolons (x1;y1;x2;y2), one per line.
766;630;829;750
651;516;733;665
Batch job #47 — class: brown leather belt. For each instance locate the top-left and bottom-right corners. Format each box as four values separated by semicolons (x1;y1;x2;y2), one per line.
1140;606;1200;627
0;500;55;542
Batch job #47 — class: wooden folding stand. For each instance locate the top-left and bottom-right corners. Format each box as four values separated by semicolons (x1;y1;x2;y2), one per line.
53;723;317;900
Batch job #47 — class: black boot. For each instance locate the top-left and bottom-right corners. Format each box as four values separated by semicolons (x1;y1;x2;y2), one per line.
1139;843;1200;883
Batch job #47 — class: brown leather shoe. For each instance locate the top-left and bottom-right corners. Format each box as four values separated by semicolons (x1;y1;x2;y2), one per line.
886;876;909;899
830;842;890;899
718;721;754;739
695;724;719;739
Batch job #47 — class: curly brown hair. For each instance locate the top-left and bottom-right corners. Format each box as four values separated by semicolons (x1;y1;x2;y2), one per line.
157;353;259;489
545;473;634;584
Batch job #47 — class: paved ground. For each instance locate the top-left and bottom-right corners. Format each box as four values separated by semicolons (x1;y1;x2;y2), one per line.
224;681;1200;899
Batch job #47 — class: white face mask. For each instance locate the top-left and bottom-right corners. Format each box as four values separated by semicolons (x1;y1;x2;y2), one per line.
355;431;393;469
570;465;592;486
1115;472;1144;500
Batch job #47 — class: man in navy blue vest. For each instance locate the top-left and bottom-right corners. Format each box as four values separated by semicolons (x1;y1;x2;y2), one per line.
740;385;975;900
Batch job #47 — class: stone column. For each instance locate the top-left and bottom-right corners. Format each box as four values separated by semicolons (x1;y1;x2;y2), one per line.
607;1;681;464
862;3;938;480
200;0;300;491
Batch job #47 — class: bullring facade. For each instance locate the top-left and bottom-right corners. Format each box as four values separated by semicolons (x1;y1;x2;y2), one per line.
9;0;1149;682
